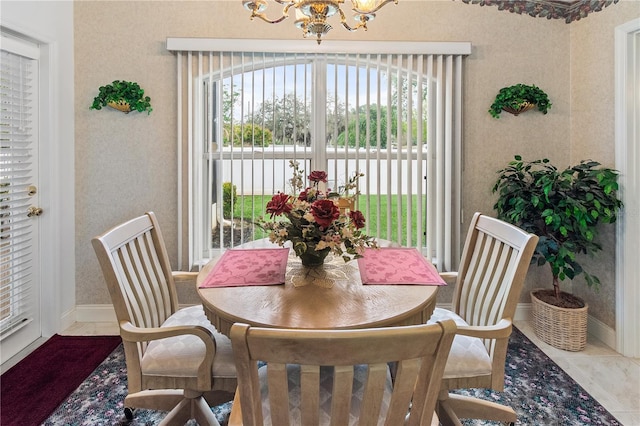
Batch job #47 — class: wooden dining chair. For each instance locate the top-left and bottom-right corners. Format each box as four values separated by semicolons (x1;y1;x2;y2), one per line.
228;320;457;426
92;212;237;425
430;212;538;426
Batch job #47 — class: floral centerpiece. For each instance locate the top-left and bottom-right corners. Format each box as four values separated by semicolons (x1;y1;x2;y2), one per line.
259;161;378;267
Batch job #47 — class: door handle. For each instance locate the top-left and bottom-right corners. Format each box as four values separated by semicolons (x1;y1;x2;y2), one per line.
27;206;43;217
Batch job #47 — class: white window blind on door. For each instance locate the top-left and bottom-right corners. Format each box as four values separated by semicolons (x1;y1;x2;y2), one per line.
0;37;39;338
168;39;469;271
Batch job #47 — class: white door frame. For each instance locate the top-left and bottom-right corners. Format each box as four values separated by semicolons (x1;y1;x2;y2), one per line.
615;18;640;358
0;20;68;369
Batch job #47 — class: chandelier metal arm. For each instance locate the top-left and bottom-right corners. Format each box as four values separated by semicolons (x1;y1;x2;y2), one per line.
251;12;290;25
338;8;368;32
244;0;295;24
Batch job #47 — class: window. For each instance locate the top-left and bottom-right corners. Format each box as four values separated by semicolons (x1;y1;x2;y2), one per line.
168;39;470;272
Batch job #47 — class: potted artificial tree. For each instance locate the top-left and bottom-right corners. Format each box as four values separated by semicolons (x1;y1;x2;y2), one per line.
493;156;622;351
90;80;152;114
489;84;551;118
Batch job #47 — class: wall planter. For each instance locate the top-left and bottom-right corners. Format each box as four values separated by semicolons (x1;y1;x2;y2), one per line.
90;80;152;114
489;84;551;118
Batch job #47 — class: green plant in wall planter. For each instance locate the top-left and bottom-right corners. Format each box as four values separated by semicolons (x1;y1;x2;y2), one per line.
90;80;152;114
493;155;622;350
489;84;551;118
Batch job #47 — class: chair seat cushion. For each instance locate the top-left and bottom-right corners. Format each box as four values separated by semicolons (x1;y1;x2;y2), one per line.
257;364;392;425
141;305;236;378
428;308;492;378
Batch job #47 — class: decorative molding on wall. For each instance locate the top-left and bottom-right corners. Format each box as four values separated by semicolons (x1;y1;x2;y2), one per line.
459;0;619;23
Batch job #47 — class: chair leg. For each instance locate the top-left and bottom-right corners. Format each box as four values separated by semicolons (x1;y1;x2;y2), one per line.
193;395;221;426
436;396;464;426
437;390;516;425
124;389;185;413
157;389;221;426
159;399;192;426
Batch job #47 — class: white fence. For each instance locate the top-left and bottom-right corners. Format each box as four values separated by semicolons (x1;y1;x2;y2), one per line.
217;150;428;196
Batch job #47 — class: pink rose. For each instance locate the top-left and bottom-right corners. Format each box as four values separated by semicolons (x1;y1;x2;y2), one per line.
266;193;292;218
310;199;340;228
308;171;328;183
349;210;366;229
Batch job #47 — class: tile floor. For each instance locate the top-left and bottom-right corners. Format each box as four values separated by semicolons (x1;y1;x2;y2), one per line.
61;320;640;425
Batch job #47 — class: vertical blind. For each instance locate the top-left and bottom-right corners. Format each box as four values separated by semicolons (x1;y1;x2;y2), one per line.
167;39;470;272
0;36;39;338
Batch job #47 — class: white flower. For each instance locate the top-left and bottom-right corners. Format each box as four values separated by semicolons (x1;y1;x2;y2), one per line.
316;240;329;250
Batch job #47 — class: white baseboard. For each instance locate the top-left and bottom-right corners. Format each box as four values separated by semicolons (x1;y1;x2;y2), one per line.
434;303;534;320
514;303;532;322
73;304;194;324
438;302;616;351
75;304;118;323
60;307;77;332
74;303;617;351
587;314;617;349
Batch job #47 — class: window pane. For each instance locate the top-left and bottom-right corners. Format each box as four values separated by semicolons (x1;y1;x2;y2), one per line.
206;53;429;251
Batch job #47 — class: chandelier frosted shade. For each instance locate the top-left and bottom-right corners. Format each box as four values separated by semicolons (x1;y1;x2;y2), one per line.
242;0;398;44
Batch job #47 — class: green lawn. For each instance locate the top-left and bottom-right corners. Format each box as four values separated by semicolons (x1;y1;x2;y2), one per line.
232;194;422;246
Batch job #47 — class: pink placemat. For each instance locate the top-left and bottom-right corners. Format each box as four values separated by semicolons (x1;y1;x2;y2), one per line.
199;248;290;288
357;247;446;285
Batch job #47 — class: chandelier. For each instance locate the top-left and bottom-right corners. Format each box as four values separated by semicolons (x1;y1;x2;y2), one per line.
242;0;398;45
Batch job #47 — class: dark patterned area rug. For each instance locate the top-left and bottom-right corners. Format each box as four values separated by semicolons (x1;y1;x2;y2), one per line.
454;327;621;425
42;327;621;425
0;335;122;426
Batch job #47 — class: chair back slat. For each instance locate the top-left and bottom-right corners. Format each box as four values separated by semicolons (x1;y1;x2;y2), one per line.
483;245;516;325
459;231;490;322
387;358;422;424
114;242;152;329
328;365;354;425
133;231;171;326
301;365;321;425
230;321;457;426
267;363;290;426
468;235;508;326
140;230;174;316
358;363;388;424
118;235;165;328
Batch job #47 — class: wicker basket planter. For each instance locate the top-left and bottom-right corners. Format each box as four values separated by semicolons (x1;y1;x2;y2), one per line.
502;101;535;116
531;289;588;351
107;99;131;113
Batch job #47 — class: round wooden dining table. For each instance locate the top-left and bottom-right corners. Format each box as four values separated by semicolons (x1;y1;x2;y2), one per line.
197;239;439;337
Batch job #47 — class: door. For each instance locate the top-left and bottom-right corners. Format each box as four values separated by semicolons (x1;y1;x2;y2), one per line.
615;20;640;357
0;34;42;364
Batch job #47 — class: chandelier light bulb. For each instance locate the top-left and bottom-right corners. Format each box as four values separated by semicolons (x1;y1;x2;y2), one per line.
353;0;377;13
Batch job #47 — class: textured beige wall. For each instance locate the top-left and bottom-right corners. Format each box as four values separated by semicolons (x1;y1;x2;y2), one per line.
74;0;636;328
567;0;640;328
